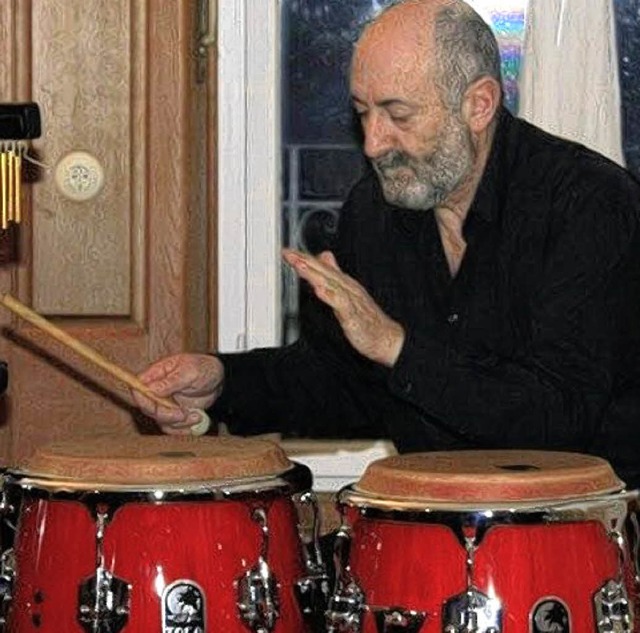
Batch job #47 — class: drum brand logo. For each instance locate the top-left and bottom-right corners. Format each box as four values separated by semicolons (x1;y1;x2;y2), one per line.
531;597;570;633
162;579;206;633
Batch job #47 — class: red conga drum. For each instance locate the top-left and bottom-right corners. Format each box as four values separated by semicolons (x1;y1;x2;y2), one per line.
328;450;640;633
0;434;328;632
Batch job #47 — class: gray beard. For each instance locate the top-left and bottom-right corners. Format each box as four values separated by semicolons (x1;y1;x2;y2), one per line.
372;117;475;210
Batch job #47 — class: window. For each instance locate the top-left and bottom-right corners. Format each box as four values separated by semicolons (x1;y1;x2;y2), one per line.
217;0;639;353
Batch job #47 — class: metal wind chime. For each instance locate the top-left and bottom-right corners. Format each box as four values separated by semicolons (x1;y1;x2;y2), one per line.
0;103;41;230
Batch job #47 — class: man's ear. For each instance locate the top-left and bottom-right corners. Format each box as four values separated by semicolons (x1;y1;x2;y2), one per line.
461;76;502;133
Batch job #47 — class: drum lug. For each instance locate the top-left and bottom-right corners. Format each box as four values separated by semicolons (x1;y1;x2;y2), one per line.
78;509;131;633
0;488;13;516
237;558;279;632
296;574;331;621
294;491;331;620
442;588;502;633
443;532;502;633
594;579;633;632
373;607;426;632
236;507;280;632
78;569;131;633
326;526;365;632
0;548;15;629
326;578;365;633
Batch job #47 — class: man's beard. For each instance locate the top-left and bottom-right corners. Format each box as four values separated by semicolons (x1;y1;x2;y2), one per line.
372;115;475;210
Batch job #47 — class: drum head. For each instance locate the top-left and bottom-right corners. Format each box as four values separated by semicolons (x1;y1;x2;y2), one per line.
355;450;624;504
15;434;294;486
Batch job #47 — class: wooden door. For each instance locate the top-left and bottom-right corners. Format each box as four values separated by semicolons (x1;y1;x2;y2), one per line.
0;0;217;464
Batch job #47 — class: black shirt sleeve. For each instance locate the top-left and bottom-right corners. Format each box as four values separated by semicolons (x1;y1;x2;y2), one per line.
210;184;390;439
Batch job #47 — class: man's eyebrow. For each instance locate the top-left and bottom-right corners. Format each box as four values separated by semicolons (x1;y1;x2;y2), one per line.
350;96;415;109
378;98;415;109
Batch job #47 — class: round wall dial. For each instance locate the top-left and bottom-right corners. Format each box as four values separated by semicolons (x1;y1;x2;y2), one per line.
54;151;105;201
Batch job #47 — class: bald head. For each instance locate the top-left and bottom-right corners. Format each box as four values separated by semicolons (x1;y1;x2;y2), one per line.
354;0;502;113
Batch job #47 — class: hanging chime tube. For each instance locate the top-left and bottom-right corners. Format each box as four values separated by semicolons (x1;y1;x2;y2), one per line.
0;103;41;230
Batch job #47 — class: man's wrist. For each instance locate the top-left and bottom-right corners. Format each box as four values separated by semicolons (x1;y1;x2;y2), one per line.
378;322;405;367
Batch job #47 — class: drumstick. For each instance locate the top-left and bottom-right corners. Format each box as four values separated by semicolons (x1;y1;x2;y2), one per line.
0;293;211;435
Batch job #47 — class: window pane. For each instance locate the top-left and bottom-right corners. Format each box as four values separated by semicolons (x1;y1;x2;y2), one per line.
616;0;640;177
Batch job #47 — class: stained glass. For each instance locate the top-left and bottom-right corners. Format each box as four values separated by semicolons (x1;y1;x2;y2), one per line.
470;1;528;112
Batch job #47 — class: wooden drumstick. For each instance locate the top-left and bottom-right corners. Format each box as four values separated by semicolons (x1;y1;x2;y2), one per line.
0;293;211;435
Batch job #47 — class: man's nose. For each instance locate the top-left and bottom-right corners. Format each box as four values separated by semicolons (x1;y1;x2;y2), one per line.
362;112;393;159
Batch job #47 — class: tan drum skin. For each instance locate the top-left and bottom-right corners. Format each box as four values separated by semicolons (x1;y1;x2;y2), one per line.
354;449;625;504
16;434;294;485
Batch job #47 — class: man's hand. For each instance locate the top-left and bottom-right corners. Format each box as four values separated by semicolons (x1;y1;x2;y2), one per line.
283;248;405;367
132;353;224;435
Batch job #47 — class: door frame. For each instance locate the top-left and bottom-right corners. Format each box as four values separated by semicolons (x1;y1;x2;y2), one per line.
217;0;281;352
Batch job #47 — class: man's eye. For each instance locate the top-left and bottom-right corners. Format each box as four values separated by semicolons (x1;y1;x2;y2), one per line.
389;113;411;124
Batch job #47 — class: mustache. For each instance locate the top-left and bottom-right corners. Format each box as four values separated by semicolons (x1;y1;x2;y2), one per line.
373;151;412;172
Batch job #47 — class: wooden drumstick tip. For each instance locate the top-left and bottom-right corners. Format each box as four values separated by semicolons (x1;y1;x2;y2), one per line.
189;409;212;436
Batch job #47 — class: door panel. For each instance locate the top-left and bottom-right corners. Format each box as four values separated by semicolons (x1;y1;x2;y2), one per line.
0;0;216;464
31;0;133;315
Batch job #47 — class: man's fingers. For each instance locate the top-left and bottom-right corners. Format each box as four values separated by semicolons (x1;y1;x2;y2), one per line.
284;249;351;295
138;361;200;400
318;250;339;270
131;387;185;421
163;425;195;436
282;247;404;366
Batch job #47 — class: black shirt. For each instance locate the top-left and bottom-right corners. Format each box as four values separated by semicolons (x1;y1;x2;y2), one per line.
212;109;640;488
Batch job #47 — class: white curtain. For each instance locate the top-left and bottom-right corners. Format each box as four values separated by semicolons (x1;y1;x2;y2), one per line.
518;0;625;166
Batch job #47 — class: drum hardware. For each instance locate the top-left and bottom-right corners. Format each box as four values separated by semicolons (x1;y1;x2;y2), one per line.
77;510;131;633
294;491;331;619
339;488;543;550
6;461;311;506
0;484;17;547
340;488;640;552
545;497;631;538
442;589;502;633
628;510;640;586
0;548;15;629
0;475;16;632
593;579;632;632
325;529;427;633
0;487;13;517
593;511;635;633
442;536;502;633
326;524;365;632
372;607;426;632
237;507;280;632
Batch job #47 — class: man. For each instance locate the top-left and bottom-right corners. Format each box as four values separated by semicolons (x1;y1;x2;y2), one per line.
133;0;640;488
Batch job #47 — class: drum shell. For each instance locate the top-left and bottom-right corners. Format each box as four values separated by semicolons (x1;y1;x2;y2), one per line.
4;464;313;633
339;491;640;633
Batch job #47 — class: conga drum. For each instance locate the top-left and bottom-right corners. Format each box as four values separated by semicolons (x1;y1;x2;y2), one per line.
0;434;329;632
328;450;640;633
